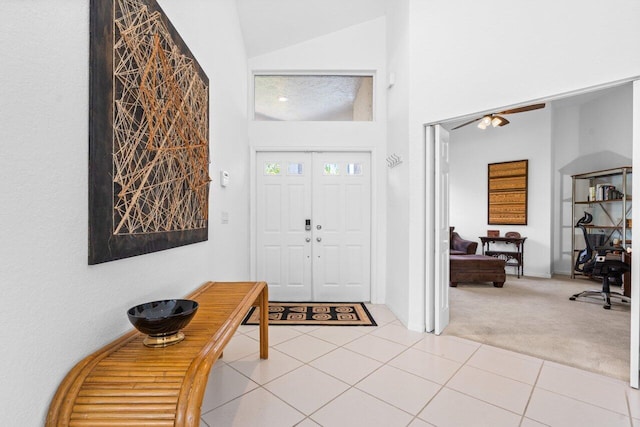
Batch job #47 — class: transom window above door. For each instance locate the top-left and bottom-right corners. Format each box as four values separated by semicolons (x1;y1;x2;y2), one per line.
253;75;373;121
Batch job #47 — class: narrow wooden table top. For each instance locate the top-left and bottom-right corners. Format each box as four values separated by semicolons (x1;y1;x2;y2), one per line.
47;281;268;427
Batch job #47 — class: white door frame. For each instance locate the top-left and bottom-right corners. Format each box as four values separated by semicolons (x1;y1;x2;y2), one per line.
250;146;379;302
426;78;640;387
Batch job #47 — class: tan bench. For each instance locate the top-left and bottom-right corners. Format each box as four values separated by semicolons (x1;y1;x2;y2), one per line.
46;281;268;427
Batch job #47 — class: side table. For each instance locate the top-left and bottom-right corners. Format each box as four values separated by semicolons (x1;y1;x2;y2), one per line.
480;236;527;278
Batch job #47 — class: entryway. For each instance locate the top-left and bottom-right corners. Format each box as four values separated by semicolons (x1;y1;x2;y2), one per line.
256;151;371;301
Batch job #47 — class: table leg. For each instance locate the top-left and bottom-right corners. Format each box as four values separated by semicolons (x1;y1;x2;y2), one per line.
259;286;269;359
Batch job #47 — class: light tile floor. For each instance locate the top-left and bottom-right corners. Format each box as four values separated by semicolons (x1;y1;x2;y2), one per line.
200;304;640;427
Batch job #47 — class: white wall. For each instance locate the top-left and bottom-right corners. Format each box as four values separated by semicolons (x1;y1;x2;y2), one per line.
247;18;388;303
385;0;640;329
385;0;412;325
0;1;248;425
450;108;553;278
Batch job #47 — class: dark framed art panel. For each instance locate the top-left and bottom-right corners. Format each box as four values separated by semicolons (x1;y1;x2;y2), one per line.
487;159;528;225
89;0;210;264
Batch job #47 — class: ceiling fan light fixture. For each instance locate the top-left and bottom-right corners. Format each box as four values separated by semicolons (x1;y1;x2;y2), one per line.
491;116;509;127
477;115;492;129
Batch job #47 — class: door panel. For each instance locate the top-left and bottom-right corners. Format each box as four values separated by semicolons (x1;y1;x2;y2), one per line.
313;152;371;301
434;125;451;334
257;151;371;302
257;152;312;301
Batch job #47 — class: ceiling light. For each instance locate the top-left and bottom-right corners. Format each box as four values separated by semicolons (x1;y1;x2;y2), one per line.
491;116;509;127
477;115;492;129
278;96;288;102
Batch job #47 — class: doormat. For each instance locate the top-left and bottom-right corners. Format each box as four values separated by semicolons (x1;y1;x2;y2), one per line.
242;302;377;326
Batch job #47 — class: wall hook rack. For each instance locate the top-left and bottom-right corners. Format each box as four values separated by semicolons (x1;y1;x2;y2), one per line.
386;153;403;168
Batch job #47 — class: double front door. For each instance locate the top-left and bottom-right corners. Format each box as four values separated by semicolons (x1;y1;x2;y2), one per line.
256;152;371;301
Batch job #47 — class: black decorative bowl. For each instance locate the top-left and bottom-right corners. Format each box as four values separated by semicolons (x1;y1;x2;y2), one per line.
127;299;199;348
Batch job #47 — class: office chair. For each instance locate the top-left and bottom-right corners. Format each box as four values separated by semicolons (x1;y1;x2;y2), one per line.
570;250;630;309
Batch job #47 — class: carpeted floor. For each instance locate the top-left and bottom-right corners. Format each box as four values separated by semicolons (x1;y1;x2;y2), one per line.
444;274;630;381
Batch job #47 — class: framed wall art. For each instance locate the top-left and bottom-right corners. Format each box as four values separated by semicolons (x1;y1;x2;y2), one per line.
487;159;528;225
89;0;210;264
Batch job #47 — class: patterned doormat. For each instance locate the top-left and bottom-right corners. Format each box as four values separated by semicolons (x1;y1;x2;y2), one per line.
242;302;377;326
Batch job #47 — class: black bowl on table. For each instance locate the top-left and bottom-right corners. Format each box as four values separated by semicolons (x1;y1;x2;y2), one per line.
127;299;199;347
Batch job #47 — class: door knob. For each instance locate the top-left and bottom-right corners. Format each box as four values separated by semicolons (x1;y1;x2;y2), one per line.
316;237;322;242
305;237;311;242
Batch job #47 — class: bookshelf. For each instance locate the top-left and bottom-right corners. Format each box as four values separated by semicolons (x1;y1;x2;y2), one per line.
571;167;632;279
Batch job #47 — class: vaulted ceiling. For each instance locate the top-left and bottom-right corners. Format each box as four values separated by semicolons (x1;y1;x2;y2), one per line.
236;0;387;58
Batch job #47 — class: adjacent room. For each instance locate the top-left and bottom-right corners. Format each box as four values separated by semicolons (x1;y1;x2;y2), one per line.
446;84;633;380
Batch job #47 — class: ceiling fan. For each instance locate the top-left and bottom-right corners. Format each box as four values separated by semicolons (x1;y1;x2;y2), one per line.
452;103;546;130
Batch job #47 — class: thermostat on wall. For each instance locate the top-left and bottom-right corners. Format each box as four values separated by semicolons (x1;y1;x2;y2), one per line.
220;170;229;187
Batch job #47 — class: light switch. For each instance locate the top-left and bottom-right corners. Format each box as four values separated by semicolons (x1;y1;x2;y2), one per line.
220;170;229;187
221;211;229;224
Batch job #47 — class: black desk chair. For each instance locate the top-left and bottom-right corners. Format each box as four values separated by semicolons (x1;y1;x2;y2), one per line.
570;251;630;310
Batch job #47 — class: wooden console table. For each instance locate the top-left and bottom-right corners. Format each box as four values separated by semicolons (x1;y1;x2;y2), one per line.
46;281;268;427
480;236;527;278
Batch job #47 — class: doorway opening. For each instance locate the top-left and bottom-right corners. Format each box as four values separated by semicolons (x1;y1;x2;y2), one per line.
427;80;639;386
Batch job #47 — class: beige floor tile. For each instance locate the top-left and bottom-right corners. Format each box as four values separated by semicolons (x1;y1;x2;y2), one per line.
344;334;408;362
356;365;441;415
245;325;303;345
525;388;630;427
371;323;426;346
520;418;550;427
413;334;480;363
219;333;261;362
228;348;303;385
200;363;259;412
365;304;398;325
446;365;533;414
295;418;322;426
389;347;461;384
627;387;640;419
536;361;629;415
408;418;436;426
309;347;382;384
202;387;305;427
274;334;338;363
264;365;350;415
311;388;413;427
307;325;368;346
467;345;542;385
418;387;521;427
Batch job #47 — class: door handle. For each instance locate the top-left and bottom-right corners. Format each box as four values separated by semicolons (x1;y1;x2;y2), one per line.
305;237;311;242
316;237;322;242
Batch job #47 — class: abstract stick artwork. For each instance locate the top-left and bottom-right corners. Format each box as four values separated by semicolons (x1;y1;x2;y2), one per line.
89;0;210;264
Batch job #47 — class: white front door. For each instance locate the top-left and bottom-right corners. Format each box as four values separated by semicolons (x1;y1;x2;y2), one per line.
256;151;371;302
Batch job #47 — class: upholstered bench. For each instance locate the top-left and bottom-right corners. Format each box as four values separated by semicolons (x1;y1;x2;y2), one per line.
450;254;506;287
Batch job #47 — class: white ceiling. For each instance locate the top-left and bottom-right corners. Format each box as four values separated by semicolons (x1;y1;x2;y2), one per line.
236;0;387;58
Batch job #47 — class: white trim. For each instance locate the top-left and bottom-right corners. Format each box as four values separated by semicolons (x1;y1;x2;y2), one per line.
630;80;640;389
250;146;380;303
425;125;435;332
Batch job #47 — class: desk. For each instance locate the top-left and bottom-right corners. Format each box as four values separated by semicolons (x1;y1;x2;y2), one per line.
480;236;527;278
47;281;268;427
